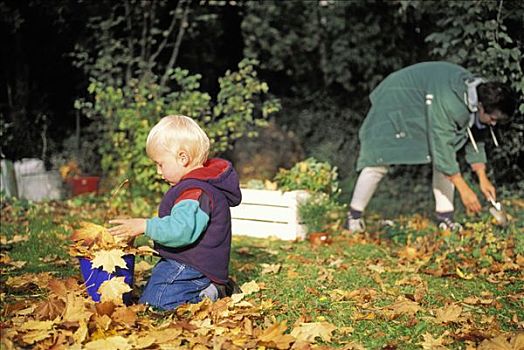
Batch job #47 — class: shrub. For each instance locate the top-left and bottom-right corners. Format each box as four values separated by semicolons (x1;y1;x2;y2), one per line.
273;157;339;195
77;59;280;199
274;158;346;234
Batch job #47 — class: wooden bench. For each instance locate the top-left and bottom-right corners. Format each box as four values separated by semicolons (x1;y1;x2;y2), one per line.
231;188;309;240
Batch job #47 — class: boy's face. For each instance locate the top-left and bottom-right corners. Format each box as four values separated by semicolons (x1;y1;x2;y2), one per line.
150;148;189;186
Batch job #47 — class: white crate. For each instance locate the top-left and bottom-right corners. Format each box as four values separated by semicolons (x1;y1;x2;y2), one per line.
231;189;310;240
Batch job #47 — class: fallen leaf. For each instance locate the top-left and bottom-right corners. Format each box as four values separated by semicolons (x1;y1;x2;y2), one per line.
112;307;137;327
241;280;261;295
98;277;132;305
478;333;524;350
73;320;88;344
62;293;93;323
435;304;462;323
290;322;336;342
84;335;131;350
260;263;281;275
258;321;295;349
385;298;421;317
418;332;449;350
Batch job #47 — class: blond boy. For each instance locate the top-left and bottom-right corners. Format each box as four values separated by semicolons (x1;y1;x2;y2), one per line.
110;115;242;310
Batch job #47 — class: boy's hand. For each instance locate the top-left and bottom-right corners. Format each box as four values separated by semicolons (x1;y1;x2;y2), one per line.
108;218;147;238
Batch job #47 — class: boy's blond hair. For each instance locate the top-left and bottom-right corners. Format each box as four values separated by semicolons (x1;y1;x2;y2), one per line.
146;115;210;166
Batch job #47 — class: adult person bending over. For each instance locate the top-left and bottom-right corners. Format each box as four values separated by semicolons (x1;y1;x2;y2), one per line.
347;61;516;232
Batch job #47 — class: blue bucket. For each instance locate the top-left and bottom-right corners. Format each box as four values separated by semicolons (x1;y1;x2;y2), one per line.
78;254;135;305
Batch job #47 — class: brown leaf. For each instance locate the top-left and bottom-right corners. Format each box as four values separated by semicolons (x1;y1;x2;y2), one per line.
95;301;116;316
385;298;421;317
112;307;137;327
91;249;128;274
418;332;449;350
435;304;462;324
290;322;337;343
98;277;132;305
34;297;65;320
478;333;524;350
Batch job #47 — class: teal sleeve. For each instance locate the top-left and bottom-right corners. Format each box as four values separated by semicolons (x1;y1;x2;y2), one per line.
145;199;209;248
464;141;487;165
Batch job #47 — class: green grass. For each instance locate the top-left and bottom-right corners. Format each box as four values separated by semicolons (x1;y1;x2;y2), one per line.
1;192;523;349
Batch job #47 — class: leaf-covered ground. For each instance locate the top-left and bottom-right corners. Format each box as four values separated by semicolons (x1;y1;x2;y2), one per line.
0;194;523;349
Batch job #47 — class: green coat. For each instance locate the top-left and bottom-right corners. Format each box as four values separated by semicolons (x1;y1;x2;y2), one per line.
357;61;487;175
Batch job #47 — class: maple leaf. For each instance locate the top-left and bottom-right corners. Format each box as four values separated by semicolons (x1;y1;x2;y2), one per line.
290;322;337;343
71;222;109;245
34;297;65;320
241;280;261;295
98;277;132;305
84;336;131;350
91;249;128;274
385;298;422;318
478;333;524;350
434;304;462;324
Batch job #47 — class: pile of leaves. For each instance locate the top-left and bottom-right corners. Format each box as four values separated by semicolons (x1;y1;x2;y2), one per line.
1;274;347;349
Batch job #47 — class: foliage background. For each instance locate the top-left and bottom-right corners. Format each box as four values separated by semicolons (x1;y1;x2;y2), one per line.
1;0;523;203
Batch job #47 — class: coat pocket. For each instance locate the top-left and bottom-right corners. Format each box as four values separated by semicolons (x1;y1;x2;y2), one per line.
387;110;409;139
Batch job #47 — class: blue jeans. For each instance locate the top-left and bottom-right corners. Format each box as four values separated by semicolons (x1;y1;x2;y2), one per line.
139;258;218;310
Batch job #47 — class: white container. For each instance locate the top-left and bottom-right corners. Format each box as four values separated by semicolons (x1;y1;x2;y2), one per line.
13;158;63;201
231;189;310;241
0;159;18;197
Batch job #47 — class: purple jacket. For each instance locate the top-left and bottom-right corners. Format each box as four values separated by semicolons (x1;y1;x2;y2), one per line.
155;158;241;284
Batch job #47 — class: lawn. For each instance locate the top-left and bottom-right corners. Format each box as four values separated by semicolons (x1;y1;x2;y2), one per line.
0;193;523;349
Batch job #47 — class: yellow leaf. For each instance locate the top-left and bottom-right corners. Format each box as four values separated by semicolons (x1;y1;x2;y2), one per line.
73;320;88;344
62;293;93;323
21;329;54;345
258;321;295;349
20;320;55;331
98;277;132;305
91;249;128;274
71;222;109;245
456;266;474;280
84;336;131;350
290;322;337;343
240;280;260;295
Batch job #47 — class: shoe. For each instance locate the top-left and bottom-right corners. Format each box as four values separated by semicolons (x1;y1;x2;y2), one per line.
347;218;366;233
213;278;243;298
437;217;462;231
